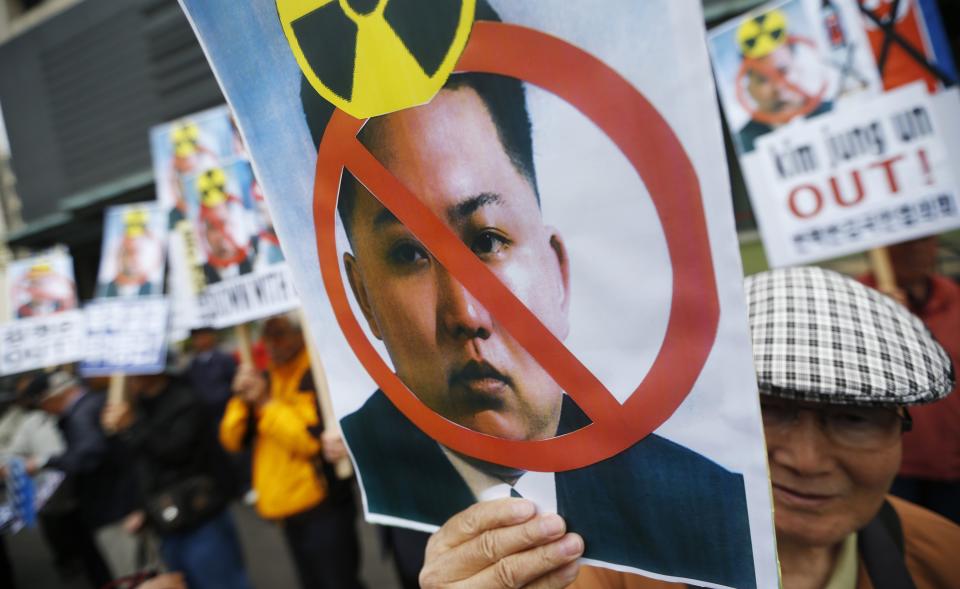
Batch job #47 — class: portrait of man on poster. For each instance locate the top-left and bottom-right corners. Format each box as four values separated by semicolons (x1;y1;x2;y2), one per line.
299;8;756;588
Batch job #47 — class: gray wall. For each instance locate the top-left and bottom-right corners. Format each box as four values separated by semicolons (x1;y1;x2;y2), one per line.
0;0;223;223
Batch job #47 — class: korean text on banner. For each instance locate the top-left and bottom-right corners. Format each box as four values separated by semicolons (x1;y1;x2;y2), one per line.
179;1;778;586
80;297;171;377
0;311;85;376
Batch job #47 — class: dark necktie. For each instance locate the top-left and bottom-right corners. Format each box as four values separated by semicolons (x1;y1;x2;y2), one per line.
510;487;522;498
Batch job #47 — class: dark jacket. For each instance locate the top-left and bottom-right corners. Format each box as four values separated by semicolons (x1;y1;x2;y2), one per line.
343;391;757;589
122;378;236;524
47;391;139;529
187;349;238;424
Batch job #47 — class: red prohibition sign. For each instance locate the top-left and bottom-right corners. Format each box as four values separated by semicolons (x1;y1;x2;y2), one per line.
313;21;720;472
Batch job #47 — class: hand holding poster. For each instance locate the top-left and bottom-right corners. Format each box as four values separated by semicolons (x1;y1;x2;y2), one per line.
180;1;778;586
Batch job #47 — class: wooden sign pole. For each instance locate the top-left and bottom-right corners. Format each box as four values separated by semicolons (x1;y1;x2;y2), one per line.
107;372;126;405
300;313;353;480
868;247;897;293
234;323;254;367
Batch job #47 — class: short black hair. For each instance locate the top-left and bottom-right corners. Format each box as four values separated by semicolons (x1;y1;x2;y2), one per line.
299;0;538;241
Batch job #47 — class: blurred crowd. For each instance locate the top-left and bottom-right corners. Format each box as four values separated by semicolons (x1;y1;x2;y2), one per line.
0;313;427;589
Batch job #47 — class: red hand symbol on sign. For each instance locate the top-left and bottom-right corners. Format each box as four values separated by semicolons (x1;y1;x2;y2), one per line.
313;21;720;472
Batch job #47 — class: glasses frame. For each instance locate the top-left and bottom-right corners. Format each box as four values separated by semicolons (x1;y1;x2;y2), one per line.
760;400;912;451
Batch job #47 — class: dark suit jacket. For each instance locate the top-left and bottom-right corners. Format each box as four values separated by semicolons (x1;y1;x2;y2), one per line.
47;392;139;528
343;391;757;589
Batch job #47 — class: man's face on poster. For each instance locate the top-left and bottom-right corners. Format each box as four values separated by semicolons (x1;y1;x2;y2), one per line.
343;86;572;442
747;46;803;115
118;241;139;277
202;206;236;259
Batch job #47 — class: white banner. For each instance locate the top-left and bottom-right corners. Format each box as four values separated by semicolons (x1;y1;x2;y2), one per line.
198;263;299;329
751;83;959;264
80;297;171;376
0;311;85;376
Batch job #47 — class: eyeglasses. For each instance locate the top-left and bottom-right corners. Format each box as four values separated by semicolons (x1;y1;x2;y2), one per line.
760;400;911;451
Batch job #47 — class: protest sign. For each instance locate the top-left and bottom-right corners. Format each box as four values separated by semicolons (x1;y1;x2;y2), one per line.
80;297;170;377
181;1;777;586
151;108;298;332
708;0;960;267
149;106;244;335
0;311;85;376
95;202;167;299
5;249;77;321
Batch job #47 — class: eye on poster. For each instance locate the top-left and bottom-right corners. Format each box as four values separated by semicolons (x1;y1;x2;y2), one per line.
179;1;778;586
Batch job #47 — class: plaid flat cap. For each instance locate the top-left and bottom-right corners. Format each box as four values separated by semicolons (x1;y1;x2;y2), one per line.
745;266;954;406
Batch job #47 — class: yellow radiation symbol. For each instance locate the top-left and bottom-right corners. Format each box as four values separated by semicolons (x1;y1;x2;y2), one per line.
277;0;476;118
197;168;228;208
27;261;52;279
123;209;149;238
737;9;789;59
172;123;200;158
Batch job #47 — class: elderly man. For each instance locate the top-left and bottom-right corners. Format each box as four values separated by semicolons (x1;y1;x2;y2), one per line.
221;314;363;589
24;371;141;582
419;267;960;589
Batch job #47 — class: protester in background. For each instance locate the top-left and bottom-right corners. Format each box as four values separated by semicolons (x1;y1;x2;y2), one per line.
221;313;365;589
187;326;249;497
101;362;251;589
0;372;112;588
860;235;960;524
419;267;960;589
187;327;238;426
24;370;142;580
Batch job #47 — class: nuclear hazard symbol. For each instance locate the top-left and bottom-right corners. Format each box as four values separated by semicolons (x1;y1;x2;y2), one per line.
311;21;722;472
277;0;476;119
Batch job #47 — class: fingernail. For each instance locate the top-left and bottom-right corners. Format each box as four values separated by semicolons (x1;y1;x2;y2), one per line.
539;513;565;536
559;534;584;557
511;500;536;520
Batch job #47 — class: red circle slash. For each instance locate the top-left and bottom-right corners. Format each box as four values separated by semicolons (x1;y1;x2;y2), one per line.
313;21;720;471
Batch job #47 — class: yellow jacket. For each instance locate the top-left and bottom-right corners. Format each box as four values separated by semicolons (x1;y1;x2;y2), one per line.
220;348;327;519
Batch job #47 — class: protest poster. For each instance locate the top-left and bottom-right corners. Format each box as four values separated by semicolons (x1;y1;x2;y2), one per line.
79;297;170;377
180;1;778;586
151;109;298;332
149;106;244;335
708;0;960;267
95;202;167;299
5;249;78;321
0;311;85;376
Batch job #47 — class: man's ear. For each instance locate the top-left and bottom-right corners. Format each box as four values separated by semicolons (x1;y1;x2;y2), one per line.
547;227;571;326
343;252;383;340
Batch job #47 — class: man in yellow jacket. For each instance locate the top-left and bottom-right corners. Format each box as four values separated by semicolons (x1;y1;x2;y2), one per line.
221;314;365;589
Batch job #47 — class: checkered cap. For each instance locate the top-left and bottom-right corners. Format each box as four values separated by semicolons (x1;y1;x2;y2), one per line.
745;266;954;406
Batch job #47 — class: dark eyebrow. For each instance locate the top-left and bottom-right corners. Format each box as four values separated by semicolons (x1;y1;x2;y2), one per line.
372;208;400;230
446;193;502;223
371;192;502;230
